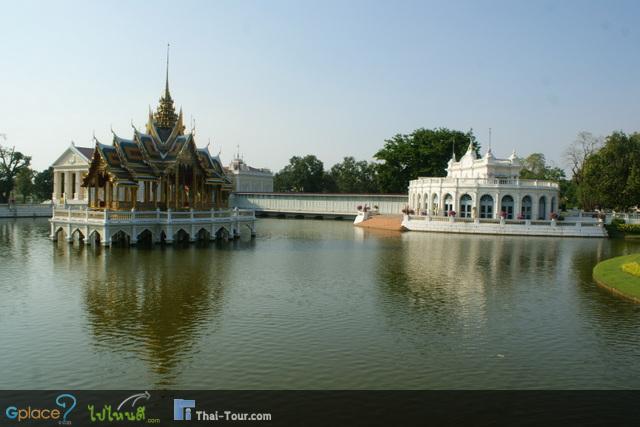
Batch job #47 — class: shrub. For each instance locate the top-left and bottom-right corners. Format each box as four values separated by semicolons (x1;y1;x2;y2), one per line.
611;218;626;227
448;210;456;217
357;205;363;211
550;212;558;220
621;262;640;277
617;224;640;234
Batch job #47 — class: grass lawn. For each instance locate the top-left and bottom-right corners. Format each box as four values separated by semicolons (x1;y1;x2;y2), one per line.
593;254;640;303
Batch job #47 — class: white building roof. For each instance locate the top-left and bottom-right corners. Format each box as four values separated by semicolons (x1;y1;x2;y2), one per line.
446;144;522;179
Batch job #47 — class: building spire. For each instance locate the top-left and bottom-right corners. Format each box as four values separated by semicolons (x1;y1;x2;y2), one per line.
165;43;170;97
451;137;456;161
153;43;178;130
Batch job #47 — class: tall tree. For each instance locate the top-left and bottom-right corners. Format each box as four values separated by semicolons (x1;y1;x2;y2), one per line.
328;156;378;193
33;167;54;201
0;144;32;203
274;155;326;192
14;168;35;203
519;153;565;181
580;131;640;210
374;128;478;193
564;131;603;183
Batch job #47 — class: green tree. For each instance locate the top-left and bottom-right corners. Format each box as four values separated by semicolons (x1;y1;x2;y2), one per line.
33;167;54;201
519;153;565;181
580;131;640;210
564;131;603;187
274;155;326;192
558;179;578;210
15;168;35;203
328;156;378;193
0;144;32;203
374;128;478;193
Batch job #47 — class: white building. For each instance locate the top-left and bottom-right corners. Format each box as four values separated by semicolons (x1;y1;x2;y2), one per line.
408;144;559;220
226;155;273;193
51;142;94;205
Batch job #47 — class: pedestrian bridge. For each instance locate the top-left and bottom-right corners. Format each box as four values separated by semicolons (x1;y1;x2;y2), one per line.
230;192;408;219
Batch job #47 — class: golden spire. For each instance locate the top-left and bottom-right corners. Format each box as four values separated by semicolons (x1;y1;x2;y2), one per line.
154;43;178;129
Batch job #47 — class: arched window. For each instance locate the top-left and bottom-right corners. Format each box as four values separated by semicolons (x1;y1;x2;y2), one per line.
416;194;421;211
423;193;429;211
444;194;453;216
460;194;472;218
521;196;532;219
432;193;439;215
551;196;557;214
538;196;547;220
501;195;514;219
480;195;494;219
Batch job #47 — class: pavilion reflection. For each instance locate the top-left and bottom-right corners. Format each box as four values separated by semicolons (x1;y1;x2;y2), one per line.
373;232;570;339
79;245;231;384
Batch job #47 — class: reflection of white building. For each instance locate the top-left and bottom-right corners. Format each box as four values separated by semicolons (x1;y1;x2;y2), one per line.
408;145;559;220
51;143;94;205
226;155;273;193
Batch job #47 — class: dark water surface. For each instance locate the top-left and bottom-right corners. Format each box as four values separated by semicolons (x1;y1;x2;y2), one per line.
1;218;639;389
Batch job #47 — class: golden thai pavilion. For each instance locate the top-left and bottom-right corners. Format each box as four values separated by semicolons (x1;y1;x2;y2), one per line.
83;77;232;211
50;74;256;246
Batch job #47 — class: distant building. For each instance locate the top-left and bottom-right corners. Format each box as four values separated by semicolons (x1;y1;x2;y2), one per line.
51;143;94;205
408;144;559;220
226;155;273;193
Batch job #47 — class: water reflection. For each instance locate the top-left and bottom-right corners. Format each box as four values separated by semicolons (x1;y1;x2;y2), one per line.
2;219;640;389
54;243;231;385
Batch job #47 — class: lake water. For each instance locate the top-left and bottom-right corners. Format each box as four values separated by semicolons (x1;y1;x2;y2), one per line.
1;218;639;389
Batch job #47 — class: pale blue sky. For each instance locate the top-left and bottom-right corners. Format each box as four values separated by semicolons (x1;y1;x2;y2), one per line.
1;0;638;172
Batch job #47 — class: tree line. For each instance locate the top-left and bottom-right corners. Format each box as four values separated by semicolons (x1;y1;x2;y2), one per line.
274;128;478;194
274;128;640;212
0;143;52;203
3;128;638;210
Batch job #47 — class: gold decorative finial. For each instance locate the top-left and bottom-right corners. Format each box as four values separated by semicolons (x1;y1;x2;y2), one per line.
165;43;170;97
154;43;178;129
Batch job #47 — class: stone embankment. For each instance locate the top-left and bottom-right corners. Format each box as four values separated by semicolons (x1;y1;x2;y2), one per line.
0;204;52;218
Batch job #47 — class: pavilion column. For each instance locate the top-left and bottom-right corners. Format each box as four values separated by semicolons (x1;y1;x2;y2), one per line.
191;167;196;208
153;182;158;208
95;178;100;208
64;171;72;201
132;187;137;209
53;172;60;203
175;168;180;209
87;180;92;207
75;172;82;200
494;192;500;219
105;181;111;209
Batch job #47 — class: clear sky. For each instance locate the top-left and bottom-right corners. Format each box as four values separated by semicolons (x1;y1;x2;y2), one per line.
1;0;638;172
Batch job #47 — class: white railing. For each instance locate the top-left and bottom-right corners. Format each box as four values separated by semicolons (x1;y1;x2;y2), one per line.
410;177;559;189
405;214;603;227
51;208;256;224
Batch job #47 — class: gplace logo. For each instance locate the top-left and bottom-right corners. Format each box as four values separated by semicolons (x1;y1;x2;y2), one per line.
174;399;196;421
5;393;77;424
